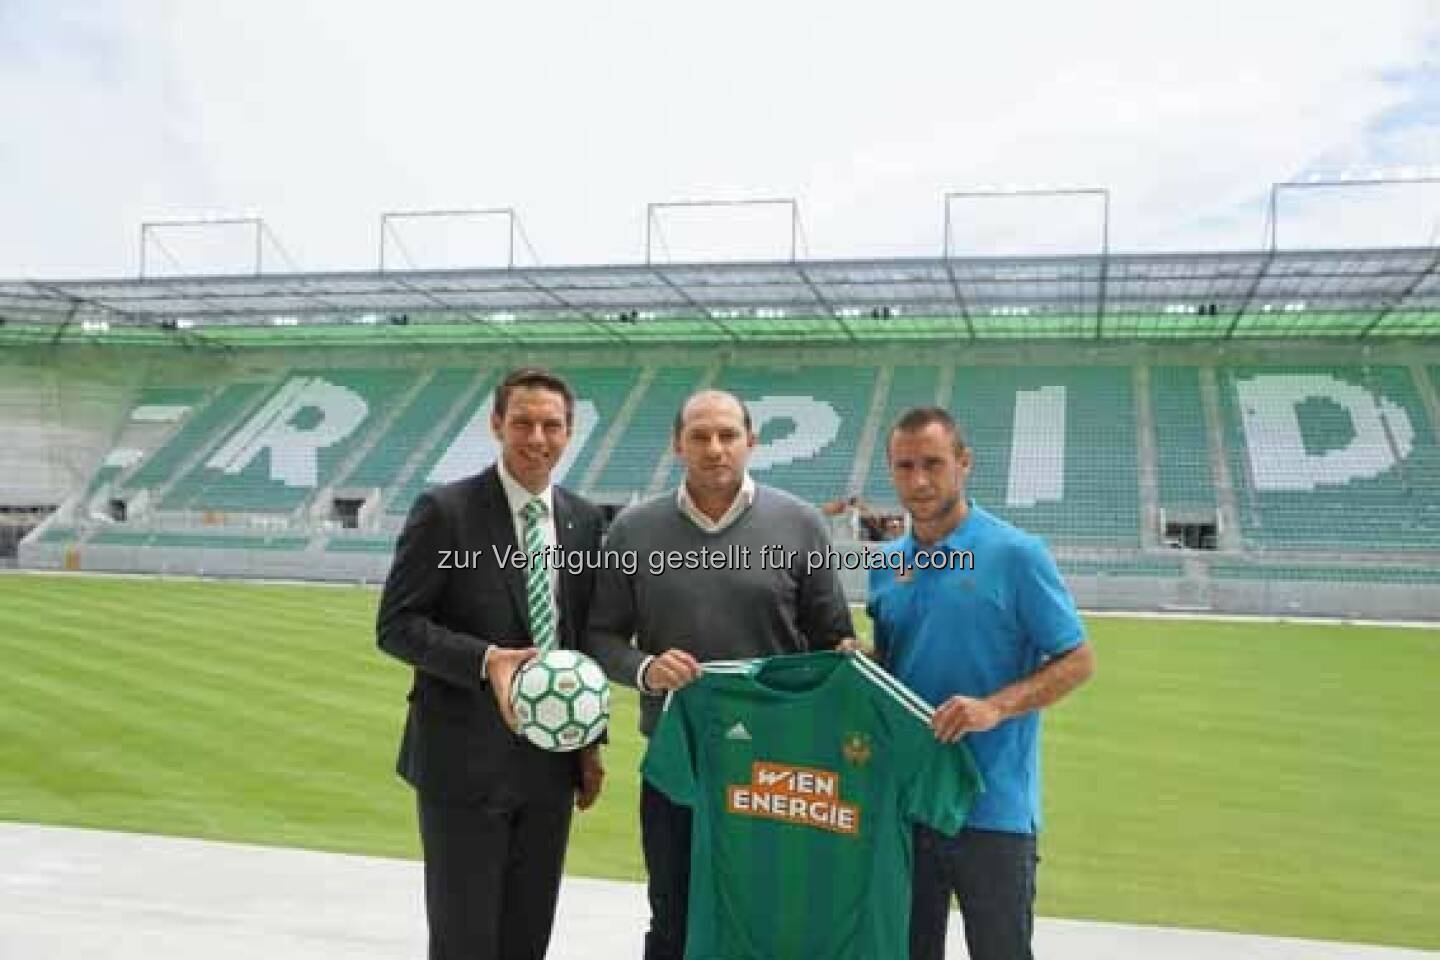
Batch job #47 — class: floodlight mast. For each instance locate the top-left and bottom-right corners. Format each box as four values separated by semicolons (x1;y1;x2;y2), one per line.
138;216;264;279
1267;175;1440;253
941;187;1111;338
642;197;808;344
378;208;525;272
644;198;802;265
1260;175;1440;339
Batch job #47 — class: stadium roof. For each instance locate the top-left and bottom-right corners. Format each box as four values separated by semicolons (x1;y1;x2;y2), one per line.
3;246;1439;344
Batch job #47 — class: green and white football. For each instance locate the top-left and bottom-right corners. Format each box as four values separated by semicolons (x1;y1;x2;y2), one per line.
510;649;611;752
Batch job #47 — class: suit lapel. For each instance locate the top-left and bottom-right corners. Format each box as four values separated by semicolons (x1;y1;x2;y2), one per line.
479;468;530;633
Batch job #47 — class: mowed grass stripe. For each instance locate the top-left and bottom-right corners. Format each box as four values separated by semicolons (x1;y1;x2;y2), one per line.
0;670;380;813
3;587;398;700
2;575;1437;948
1;637;397;796
0;577;377;642
4;609;400;728
6;578;381;654
1;630;414;856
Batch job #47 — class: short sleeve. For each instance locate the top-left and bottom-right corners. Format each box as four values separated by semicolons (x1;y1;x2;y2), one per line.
1013;537;1085;658
641;691;699;806
860;659;985;836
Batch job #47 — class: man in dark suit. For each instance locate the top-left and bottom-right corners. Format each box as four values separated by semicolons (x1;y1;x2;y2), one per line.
378;366;607;960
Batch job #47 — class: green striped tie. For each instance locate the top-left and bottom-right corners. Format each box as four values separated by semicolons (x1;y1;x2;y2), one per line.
521;497;557;652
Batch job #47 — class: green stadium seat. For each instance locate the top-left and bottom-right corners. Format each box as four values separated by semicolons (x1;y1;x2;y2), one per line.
128;382;270;491
342;369;476;490
589;366;706;497
1151;366;1216;512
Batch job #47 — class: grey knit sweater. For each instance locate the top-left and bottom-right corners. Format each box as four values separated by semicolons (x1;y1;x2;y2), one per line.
584;483;854;735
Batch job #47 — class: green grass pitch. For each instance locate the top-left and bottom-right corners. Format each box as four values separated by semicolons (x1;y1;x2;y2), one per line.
1;574;1436;948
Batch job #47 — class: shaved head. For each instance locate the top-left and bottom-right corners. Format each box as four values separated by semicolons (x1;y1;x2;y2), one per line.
673;389;752;437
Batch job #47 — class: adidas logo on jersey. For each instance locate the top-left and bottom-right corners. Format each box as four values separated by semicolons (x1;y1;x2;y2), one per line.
725;721;752;741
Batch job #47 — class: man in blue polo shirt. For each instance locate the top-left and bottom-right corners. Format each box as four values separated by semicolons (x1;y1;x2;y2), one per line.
868;406;1096;960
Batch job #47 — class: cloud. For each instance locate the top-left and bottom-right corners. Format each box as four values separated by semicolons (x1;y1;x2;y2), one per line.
1;0;1436;277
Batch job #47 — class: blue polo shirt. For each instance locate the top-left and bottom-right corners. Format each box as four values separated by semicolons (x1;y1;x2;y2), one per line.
866;503;1084;834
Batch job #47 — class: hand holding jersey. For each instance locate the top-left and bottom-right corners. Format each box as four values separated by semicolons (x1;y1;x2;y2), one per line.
641;648;704;692
931;694;1004;741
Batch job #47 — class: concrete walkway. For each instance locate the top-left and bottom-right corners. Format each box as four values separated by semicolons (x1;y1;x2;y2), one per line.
2;822;1432;959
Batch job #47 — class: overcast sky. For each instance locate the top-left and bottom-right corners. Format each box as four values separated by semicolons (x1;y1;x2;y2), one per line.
1;0;1437;278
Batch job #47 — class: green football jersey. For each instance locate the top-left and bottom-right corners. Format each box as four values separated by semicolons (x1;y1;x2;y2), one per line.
642;650;984;960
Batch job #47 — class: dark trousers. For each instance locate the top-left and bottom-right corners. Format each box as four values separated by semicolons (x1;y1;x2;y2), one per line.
910;826;1039;960
418;792;573;960
640;780;692;960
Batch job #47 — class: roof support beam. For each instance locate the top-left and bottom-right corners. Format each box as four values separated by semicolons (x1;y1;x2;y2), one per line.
650;268;739;343
940;262;977;341
518;273;630;345
1227;253;1275;339
793;265;855;341
385;275;524;345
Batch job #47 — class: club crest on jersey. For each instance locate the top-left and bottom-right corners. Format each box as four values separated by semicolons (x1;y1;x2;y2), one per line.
841;732;872;767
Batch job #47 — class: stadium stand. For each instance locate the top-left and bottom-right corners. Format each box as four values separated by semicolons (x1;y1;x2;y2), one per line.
1219;365;1440;551
8;343;1440;618
14;353;1440;547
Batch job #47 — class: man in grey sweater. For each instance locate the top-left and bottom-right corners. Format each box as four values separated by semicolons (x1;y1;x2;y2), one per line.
586;388;854;960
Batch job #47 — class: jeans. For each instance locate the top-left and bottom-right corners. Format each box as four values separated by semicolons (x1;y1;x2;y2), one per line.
910;826;1039;960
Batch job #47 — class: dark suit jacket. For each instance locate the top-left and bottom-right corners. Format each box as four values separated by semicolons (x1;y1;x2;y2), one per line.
377;466;605;804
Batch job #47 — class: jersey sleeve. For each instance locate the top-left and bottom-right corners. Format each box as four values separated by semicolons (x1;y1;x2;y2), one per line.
903;735;984;838
1012;535;1086;658
852;656;984;836
641;690;699;807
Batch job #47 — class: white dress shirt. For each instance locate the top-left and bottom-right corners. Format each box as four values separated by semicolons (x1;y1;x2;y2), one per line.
676;472;755;533
482;459;560;679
